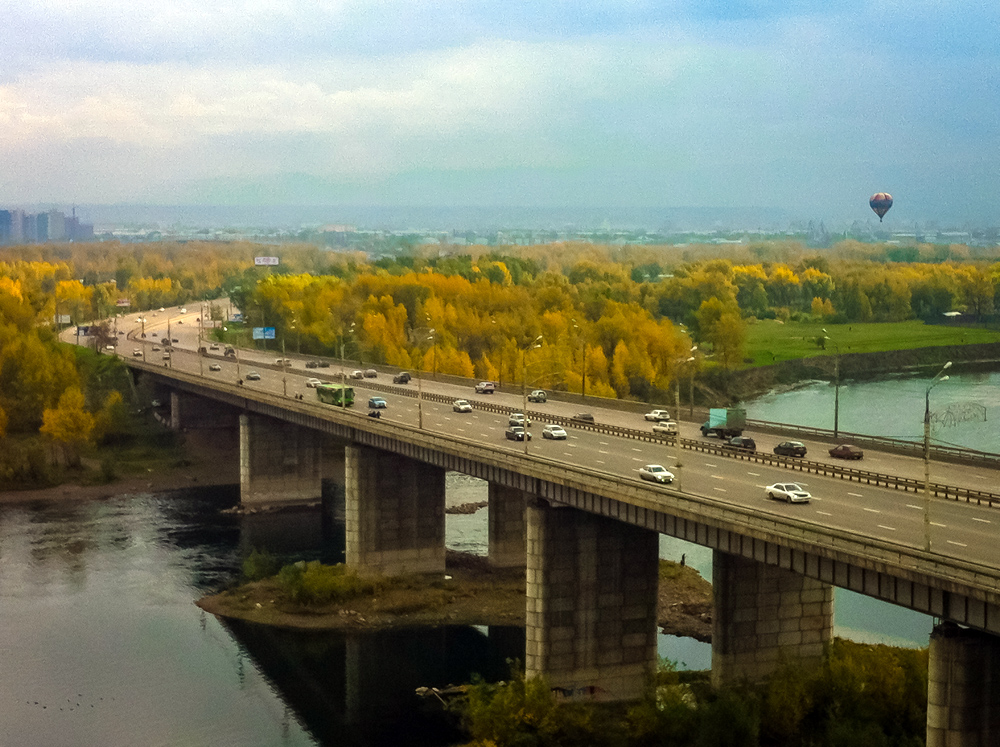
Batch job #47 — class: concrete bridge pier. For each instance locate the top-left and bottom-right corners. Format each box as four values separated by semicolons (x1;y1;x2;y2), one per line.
712;551;833;687
927;622;1000;746
525;500;659;702
488;484;527;568
345;445;446;575
239;413;323;508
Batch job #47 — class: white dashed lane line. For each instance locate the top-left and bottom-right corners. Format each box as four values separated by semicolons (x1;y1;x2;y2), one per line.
863;508;881;514
931;522;947;528
747;471;761;477
947;540;968;548
877;525;896;531
816;511;832;516
972;517;991;524
713;487;727;493
848;492;864;497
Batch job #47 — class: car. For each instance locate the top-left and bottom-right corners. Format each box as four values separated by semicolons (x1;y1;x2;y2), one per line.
766;482;812;503
152;345;161;351
639;464;675;484
528;389;547;403
180;308;187;313
364;369;378;378
723;436;757;452
571;413;595;423
504;426;531;441
132;348;142;356
773;441;808;458
209;363;222;372
350;370;365;379
652;421;679;436
829;444;864;460
224;346;236;357
475;381;496;394
305;361;319;369
305;377;322;388
158;307;165;312
171;338;179;343
162;352;170;360
393;371;411;384
209;343;219;350
368;396;387;409
508;413;532;427
644;409;672;422
151;332;158;336
318;361;330;368
452;399;473;413
542;424;567;440
245;371;261;381
274;358;292;367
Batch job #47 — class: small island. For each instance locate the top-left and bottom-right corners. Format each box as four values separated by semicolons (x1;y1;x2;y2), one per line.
197;551;713;642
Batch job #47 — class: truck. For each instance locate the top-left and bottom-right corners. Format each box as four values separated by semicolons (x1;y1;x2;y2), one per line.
316;383;355;407
701;408;746;439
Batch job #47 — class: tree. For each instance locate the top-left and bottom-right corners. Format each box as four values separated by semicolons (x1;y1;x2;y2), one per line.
40;387;95;467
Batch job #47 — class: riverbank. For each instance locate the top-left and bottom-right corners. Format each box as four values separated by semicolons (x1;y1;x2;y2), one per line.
197;553;714;641
0;430;239;505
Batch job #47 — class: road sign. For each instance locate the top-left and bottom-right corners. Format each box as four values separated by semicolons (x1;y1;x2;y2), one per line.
252;327;276;340
254;257;279;266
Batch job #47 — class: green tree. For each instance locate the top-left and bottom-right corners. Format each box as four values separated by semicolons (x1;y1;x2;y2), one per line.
39;387;95;467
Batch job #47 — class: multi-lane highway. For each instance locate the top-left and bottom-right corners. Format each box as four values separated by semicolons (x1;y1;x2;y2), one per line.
103;303;1000;568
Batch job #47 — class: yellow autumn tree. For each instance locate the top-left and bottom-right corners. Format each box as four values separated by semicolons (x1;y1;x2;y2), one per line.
40;387;96;467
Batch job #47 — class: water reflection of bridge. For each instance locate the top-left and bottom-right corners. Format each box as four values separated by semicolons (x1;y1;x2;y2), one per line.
222;619;524;746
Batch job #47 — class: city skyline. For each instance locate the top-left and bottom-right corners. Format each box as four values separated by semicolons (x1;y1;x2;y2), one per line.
2;2;998;226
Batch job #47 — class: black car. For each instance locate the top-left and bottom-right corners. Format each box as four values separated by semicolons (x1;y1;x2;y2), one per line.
773;440;807;457
571;413;595;423
305;361;319;369
723;436;756;452
504;426;531;441
393;371;412;384
318;361;330;368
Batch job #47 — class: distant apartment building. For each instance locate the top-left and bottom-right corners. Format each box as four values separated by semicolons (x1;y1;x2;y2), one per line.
0;207;93;244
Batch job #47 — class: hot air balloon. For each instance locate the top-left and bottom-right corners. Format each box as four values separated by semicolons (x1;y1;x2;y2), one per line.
869;192;893;222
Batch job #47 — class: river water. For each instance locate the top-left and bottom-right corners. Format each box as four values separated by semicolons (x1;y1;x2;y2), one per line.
5;370;993;745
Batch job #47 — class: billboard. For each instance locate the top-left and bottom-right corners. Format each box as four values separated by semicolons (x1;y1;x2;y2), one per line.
254;256;279;266
252;327;276;340
116;298;131;307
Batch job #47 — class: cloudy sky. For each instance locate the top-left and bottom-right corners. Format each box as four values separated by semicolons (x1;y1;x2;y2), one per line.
2;1;998;224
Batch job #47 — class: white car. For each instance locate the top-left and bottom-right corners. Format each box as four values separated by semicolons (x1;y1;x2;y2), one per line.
639;464;674;484
652;421;678;436
508;413;532;427
180;308;187;313
644;409;672;422
452;399;473;413
350;370;365;379
765;483;812;503
306;378;322;388
541;424;567;440
132;348;142;356
209;363;222;371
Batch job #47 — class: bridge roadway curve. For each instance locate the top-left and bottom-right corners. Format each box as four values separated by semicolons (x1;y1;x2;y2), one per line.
114;306;1000;575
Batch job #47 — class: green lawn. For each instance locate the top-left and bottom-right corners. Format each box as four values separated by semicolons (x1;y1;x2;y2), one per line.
744;320;1000;366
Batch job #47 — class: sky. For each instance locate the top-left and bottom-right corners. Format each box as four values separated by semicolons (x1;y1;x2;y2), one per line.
2;1;998;225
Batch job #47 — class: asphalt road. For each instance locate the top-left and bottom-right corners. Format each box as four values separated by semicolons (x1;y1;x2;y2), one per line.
103;303;999;569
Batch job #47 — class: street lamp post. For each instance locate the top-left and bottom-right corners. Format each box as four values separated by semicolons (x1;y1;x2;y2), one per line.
923;361;952;551
521;335;543;455
822;329;841;440
418;329;435;429
673;352;696;492
340;322;356;411
572;319;586;400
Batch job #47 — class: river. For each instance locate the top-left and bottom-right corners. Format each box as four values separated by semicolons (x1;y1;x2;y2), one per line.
6;370;993;745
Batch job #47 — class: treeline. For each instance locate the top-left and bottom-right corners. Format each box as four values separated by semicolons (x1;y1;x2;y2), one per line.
3;238;1000;404
455;639;927;746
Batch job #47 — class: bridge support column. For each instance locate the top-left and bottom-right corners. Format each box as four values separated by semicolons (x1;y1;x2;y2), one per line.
345;445;445;575
927;622;1000;746
239;414;323;507
525;500;658;702
712;551;833;687
488;484;526;568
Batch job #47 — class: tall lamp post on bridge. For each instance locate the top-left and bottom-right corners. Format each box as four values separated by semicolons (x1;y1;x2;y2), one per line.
572;319;586;400
521;335;543;455
340;322;356;411
418;329;435;429
923;361;952;552
673;349;696;492
822;329;841;440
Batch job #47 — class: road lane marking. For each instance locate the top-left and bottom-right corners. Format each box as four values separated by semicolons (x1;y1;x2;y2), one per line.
863;508;881;514
631;447;643;452
848;492;864;497
711;475;725;480
947;540;968;548
905;504;921;510
713;487;727;493
599;441;610;446
704;462;718;468
747;471;760;477
877;525;896;531
972;517;991;524
599;450;610;455
816;511;832;516
595;460;606;465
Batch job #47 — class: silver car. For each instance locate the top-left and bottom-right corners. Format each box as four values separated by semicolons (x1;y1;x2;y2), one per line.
639;464;674;484
508;413;532;427
541;424;567;439
306;378;322;388
452;399;473;413
765;483;812;503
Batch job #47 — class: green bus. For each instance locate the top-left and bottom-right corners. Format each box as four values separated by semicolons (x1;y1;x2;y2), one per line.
316;383;355;407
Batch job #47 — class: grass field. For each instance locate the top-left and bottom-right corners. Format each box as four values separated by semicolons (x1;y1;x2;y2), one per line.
744;320;1000;367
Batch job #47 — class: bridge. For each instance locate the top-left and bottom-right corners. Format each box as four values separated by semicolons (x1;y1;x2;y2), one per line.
130;348;999;744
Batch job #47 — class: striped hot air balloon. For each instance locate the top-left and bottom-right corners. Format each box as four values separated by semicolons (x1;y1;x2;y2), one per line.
869;192;893;222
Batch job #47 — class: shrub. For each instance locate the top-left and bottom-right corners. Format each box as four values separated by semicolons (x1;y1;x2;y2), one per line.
277;561;381;605
242;548;282;581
